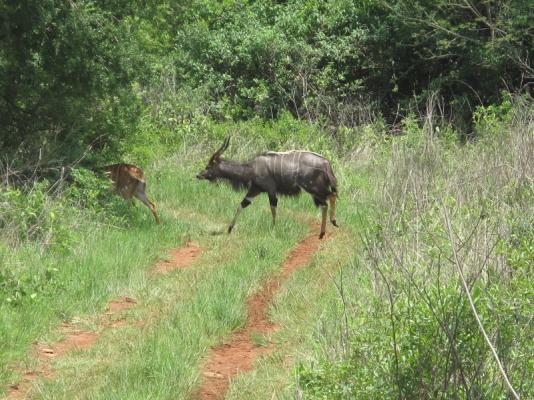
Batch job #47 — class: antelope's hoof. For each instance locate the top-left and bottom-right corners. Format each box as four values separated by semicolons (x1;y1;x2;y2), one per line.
228;225;234;234
331;219;339;227
319;232;325;239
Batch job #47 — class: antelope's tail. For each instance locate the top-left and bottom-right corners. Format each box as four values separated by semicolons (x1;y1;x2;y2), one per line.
326;162;338;195
91;165;112;174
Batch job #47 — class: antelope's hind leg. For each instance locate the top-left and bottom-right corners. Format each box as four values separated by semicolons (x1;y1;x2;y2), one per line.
148;199;160;224
320;204;328;239
314;197;328;239
134;188;160;224
328;193;338;227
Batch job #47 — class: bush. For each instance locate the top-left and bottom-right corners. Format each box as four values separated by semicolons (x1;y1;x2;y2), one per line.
0;0;143;165
298;99;533;399
0;182;73;250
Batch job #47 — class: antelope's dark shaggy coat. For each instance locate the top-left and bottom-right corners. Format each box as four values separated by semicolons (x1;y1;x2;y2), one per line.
196;138;338;238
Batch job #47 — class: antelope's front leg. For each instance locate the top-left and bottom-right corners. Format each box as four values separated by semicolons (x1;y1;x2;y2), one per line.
228;187;260;233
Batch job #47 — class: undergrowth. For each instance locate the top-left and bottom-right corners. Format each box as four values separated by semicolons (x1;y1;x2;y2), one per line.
297;96;533;399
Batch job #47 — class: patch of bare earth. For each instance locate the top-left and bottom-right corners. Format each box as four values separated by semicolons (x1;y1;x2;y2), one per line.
102;296;138;328
195;230;328;400
150;241;202;275
7;242;202;400
8;325;101;400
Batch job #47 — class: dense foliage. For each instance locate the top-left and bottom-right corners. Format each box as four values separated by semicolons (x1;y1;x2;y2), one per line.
159;0;532;129
1;0;531;165
0;0;145;164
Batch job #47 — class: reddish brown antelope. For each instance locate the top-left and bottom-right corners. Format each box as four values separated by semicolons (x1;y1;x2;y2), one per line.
104;163;160;224
196;137;338;238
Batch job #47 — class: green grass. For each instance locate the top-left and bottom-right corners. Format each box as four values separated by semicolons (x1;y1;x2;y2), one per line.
1;151;324;399
0;193;190;390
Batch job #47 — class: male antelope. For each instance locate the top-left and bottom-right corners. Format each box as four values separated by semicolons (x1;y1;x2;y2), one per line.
196;137;338;238
104;163;160;224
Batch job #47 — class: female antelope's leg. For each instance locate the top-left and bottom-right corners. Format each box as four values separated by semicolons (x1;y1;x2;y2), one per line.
148;199;160;224
134;190;160;224
268;193;278;225
328;193;338;227
228;186;261;233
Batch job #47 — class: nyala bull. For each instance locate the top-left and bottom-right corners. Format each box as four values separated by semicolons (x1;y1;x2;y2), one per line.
196;137;338;238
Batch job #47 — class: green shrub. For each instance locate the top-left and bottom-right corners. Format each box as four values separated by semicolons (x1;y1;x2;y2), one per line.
0;260;61;306
0;182;73;250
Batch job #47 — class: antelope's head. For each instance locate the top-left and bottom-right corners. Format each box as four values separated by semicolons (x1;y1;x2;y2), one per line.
196;137;230;181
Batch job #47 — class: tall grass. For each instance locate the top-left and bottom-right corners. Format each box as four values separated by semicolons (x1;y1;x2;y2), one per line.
298;97;533;399
0;199;189;391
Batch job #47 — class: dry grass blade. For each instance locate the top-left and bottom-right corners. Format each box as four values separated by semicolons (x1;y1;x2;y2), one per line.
442;203;521;400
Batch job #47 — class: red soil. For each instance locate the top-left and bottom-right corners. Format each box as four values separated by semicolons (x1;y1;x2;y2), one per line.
6;372;38;400
195;231;326;400
7;241;202;400
106;296;137;314
8;327;99;399
37;330;99;360
102;296;138;328
150;242;202;274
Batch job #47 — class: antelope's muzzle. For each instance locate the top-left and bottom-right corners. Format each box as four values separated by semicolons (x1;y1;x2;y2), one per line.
196;170;212;180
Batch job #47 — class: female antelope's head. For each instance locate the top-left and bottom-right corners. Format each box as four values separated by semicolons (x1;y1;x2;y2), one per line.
196;137;230;181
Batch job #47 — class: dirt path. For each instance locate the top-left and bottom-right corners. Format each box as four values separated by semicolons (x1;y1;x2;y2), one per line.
195;231;327;400
7;241;202;400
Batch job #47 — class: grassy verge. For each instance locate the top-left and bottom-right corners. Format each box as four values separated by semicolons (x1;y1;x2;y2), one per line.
0;177;190;393
296;100;534;399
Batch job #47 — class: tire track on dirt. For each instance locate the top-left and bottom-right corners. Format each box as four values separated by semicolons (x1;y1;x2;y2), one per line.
195;229;329;400
7;241;202;400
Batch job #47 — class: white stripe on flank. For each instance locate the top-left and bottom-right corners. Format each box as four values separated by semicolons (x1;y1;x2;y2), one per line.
264;150;326;159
